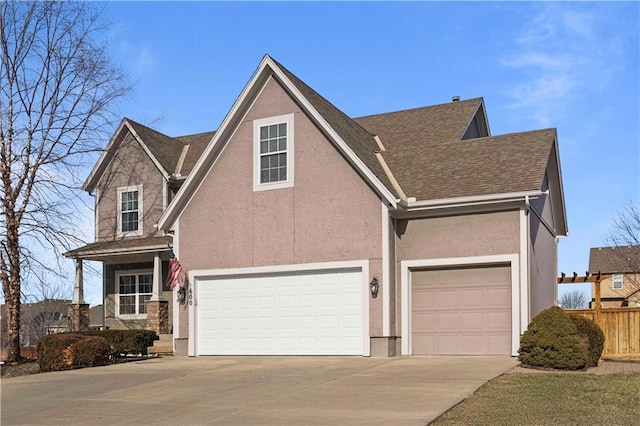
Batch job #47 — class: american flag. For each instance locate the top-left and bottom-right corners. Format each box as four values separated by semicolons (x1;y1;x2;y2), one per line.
166;250;186;290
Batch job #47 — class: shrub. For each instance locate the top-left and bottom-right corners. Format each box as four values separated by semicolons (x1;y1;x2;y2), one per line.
70;336;111;368
37;334;111;372
569;314;605;368
518;306;588;370
76;330;158;356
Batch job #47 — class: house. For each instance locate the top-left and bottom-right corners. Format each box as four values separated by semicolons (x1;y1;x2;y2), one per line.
588;246;640;308
1;299;70;352
65;55;568;357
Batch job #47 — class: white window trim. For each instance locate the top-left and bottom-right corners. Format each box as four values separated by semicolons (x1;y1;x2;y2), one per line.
115;269;153;320
253;113;294;192
117;185;143;237
612;274;624;290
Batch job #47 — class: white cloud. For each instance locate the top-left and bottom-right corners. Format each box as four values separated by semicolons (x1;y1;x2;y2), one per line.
501;3;622;126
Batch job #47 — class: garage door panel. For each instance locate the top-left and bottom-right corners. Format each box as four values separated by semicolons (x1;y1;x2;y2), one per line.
197;269;362;355
436;290;458;307
459;289;483;306
412;266;511;355
460;312;484;329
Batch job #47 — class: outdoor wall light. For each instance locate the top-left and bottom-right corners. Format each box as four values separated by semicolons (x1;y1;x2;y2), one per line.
370;277;379;298
177;286;187;304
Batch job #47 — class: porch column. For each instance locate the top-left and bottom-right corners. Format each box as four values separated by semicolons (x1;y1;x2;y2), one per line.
147;252;170;335
73;259;85;304
68;259;89;331
151;253;163;301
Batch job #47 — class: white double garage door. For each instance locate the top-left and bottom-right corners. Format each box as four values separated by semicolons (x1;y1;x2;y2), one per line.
195;267;365;356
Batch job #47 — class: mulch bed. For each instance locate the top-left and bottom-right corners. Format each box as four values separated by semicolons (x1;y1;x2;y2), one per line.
1;360;40;378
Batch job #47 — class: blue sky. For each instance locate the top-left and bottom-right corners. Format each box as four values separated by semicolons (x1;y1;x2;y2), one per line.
68;1;639;306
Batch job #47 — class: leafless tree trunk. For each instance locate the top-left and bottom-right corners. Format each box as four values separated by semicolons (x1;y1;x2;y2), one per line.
559;289;589;309
0;2;129;362
607;201;640;297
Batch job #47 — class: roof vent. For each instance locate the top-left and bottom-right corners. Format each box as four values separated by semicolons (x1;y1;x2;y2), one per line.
452;96;460;102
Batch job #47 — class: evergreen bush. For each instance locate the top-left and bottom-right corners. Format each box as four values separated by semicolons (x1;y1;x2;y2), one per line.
37;334;110;372
569;314;605;368
518;306;588;370
75;330;158;356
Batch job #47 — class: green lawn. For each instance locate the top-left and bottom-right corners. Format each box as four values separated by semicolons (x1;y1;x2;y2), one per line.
431;373;640;426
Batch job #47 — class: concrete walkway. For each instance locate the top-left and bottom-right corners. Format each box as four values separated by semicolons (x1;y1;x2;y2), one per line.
1;356;518;426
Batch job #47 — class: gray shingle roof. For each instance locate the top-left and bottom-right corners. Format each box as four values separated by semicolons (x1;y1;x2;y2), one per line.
120;60;556;204
175;131;216;174
64;235;172;258
381;127;555;200
589;246;640;273
272;59;398;198
126;119;187;175
355;98;483;148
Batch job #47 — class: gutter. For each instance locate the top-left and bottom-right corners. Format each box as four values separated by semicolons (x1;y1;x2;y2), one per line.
401;190;544;211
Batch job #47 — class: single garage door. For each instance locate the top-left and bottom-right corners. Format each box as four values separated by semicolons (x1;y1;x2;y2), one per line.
411;265;511;355
196;268;363;355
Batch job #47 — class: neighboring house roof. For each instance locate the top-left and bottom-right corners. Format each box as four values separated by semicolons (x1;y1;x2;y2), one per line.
64;235;172;260
589;246;640;273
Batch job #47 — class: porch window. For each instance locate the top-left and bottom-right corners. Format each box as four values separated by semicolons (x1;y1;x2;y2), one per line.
117;271;153;317
117;185;143;236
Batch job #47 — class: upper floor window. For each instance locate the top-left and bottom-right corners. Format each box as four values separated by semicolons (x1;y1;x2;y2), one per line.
253;114;294;191
612;274;624;290
117;185;143;236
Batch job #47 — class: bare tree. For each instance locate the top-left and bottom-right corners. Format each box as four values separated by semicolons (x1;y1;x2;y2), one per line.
0;2;129;362
19;279;72;348
559;290;589;309
607;201;640;298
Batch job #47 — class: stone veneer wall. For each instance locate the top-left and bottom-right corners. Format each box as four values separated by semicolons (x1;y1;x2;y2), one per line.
146;300;169;334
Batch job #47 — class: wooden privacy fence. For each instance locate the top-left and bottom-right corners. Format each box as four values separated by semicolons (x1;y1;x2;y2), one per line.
559;272;640;357
565;308;640;357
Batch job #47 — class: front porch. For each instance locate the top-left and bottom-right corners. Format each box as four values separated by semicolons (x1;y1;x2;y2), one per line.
64;236;174;338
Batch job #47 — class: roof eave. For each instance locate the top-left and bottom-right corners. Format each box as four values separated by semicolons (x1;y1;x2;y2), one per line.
400;190;544;212
83;118;128;192
64;243;171;260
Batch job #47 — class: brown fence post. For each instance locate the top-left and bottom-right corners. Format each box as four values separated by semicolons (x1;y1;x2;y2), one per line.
595;277;602;325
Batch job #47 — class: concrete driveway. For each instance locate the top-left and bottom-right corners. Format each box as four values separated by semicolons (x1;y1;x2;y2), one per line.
1;356;518;425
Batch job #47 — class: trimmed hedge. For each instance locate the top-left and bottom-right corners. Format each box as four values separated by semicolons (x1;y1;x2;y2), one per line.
75;330;158;356
37;334;111;372
569;314;605;368
518;306;588;370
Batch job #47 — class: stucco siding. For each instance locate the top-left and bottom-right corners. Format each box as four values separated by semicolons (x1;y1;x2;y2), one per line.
529;194;558;317
395;210;520;262
96;131;166;240
179;77;382;273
